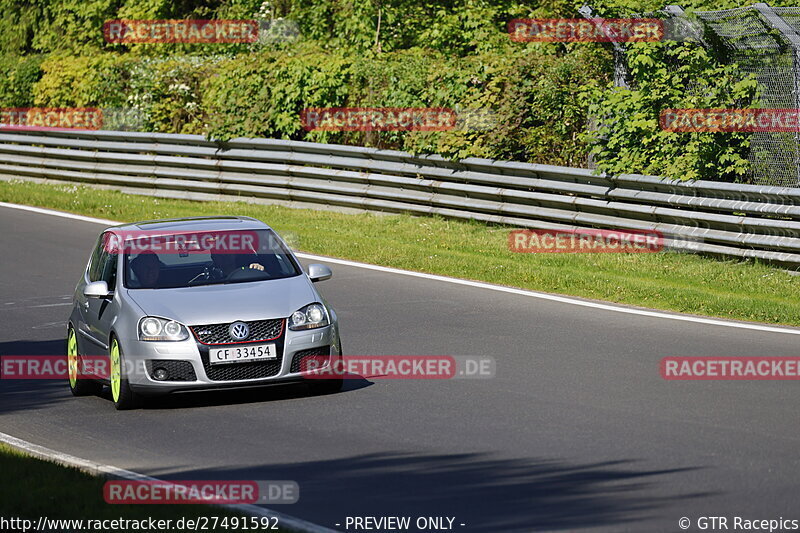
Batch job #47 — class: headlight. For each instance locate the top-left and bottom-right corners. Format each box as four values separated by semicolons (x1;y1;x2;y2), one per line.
138;317;189;341
288;303;329;331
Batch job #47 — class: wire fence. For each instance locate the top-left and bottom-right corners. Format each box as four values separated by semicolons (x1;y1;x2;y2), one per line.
611;3;800;187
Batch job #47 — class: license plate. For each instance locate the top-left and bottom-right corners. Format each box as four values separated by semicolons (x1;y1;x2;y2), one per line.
209;343;277;365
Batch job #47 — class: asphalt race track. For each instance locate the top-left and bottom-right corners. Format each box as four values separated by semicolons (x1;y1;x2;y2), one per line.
1;204;799;532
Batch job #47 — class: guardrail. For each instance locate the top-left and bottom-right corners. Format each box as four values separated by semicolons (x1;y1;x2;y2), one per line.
1;129;799;268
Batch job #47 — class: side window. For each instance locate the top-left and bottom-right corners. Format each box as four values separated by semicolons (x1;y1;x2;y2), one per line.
100;251;118;290
88;232;118;290
87;235;106;282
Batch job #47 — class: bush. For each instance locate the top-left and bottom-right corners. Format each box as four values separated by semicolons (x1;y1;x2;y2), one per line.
33;53;132;107
476;44;611;166
0;55;45;107
125;56;220;134
0;0;780;180
202;42;353;141
582;42;757;181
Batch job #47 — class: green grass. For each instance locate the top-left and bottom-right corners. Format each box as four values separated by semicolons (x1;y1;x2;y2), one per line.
1;179;798;326
0;443;288;533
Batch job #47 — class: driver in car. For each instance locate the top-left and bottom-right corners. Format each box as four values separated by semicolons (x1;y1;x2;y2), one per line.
210;250;265;278
130;250;161;288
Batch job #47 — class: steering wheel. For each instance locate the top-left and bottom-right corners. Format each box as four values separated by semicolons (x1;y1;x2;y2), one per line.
208;265;225;280
225;266;261;281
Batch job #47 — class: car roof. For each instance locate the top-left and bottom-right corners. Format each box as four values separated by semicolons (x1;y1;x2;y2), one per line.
109;216;271;233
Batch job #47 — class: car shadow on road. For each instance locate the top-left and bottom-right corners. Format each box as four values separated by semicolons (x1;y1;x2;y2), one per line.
0;338;65;356
163;453;712;532
0;339;70;415
141;377;373;410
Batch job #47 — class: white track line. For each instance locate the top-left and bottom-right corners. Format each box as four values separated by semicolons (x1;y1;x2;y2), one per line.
2;201;799;336
0;432;337;533
295;252;800;336
0;202;120;226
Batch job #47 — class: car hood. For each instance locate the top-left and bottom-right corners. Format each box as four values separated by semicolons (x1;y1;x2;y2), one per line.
126;275;317;325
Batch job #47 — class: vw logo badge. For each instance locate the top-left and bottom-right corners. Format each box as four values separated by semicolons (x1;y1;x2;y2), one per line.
229;321;250;341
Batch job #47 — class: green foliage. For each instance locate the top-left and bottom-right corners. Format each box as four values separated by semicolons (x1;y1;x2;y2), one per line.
290;0;527;55
345;48;465;151
33;53;134;107
476;44;611;166
0;0;783;180
583;42;758;181
0;55;45;107
0;0;122;54
0;0;51;54
125;56;220;133
202;43;352;141
35;0;121;52
200;43;605;164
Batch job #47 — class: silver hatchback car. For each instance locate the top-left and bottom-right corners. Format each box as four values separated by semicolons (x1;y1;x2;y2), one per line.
67;216;343;409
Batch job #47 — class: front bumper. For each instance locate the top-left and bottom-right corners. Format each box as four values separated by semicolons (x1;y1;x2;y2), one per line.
120;324;340;396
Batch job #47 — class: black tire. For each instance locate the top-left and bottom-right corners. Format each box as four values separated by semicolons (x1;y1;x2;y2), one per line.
67;325;102;397
109;336;141;410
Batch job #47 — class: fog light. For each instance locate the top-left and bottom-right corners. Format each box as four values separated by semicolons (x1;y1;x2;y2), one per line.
153;367;169;381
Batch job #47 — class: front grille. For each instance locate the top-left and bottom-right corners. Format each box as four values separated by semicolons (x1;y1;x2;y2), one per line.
145;360;197;382
290;347;330;373
190;319;284;345
195;321;287;381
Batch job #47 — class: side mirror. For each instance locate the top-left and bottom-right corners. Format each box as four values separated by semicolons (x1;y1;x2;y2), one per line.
307;264;332;283
84;281;112;299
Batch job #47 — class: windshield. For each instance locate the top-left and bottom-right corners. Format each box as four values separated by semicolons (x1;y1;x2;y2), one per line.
122;228;301;289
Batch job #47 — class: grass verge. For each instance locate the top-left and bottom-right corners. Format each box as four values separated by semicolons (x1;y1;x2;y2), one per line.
0;443;287;533
0;179;798;326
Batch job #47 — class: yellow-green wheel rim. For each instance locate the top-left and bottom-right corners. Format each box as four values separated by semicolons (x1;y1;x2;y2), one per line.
110;340;121;402
67;329;78;388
